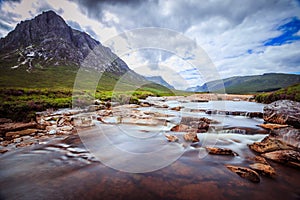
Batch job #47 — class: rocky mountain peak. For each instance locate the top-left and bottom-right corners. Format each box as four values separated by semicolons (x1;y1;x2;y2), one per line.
0;10;133;75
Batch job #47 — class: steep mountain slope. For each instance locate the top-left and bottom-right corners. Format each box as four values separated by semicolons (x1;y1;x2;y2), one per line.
145;76;175;89
0;10;130;74
186;73;300;94
0;10;167;90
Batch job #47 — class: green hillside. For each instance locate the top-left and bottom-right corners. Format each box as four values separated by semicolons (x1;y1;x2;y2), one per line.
190;73;300;94
0;64;179;121
255;83;300;103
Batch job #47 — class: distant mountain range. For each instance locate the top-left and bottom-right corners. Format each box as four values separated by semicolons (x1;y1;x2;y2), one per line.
145;76;175;89
186;73;300;94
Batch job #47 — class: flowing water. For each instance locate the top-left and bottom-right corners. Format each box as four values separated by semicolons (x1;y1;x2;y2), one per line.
1;100;300;200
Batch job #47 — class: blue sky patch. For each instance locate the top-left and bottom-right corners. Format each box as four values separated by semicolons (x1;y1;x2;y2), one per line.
264;17;300;46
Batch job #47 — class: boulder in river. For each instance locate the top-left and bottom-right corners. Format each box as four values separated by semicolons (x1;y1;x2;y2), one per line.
164;134;179;142
226;165;260;183
171;124;190;132
263;100;300;128
248;136;294;153
270;127;300;148
249;163;276;177
206;147;238;156
262;150;300;168
183;132;199;143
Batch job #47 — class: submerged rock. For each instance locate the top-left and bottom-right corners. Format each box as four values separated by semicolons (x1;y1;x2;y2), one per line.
248;136;294;153
262;150;300;168
206;147;238;156
249;163;276;176
164;134;179;142
226;165;260;183
263;100;300;128
183;132;199;143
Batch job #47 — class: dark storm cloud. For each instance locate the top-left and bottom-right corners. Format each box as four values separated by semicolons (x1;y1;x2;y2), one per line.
72;0;287;33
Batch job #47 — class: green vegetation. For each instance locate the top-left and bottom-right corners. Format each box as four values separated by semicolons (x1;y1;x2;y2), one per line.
195;73;300;94
0;65;190;121
255;83;300;103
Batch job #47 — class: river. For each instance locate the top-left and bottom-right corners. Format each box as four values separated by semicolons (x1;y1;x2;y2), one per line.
1;99;300;199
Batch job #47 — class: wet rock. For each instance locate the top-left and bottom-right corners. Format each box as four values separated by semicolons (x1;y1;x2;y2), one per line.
16;140;36;148
170;106;183;111
206;147;238;156
86;104;106;112
140;102;151;107
0;140;11;147
226;165;260;183
0;148;8;153
247;112;263;118
72;114;94;127
97;109;113;117
258;123;289;130
56;116;72;127
164;134;179;142
249;163;276;176
5;129;39;138
0;121;36;135
249;156;269;165
270;127;300;148
183;132;199;142
263;100;300;128
248;136;294;153
171;124;190;132
262;150;300;168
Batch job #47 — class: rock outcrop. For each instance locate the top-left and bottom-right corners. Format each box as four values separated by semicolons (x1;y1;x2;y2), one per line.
0;10;140;77
263;100;300;128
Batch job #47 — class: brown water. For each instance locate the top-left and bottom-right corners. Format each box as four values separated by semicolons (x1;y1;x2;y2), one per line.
1;131;300;200
1;100;300;199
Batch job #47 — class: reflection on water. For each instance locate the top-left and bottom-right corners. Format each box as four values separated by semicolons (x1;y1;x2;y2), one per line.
1;100;300;199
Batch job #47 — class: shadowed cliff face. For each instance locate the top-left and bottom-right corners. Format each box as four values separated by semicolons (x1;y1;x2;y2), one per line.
0;10;131;74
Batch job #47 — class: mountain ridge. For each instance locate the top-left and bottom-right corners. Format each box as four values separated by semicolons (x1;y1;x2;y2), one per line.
0;10;134;75
186;73;300;94
145;76;175;90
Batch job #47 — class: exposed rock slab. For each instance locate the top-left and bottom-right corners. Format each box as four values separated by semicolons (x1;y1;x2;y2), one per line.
270;127;300;148
262;150;300;168
248;136;294;153
263;100;300;128
226;165;260;183
183;132;199;143
249;163;276;176
206;147;238;156
5;129;39;138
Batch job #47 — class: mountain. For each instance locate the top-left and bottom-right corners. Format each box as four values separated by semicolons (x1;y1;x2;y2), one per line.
186;73;300;94
145;76;175;89
0;10;132;74
0;10;164;90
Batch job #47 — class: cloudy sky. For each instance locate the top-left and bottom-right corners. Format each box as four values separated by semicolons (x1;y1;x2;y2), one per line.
0;0;300;89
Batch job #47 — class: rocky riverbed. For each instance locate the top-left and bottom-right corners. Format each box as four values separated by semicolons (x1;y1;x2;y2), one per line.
0;96;300;199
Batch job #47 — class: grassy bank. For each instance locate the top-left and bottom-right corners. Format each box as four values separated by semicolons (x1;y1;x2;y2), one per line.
255;83;300;103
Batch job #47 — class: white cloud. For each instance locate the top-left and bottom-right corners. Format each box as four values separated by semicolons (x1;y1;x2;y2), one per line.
1;0;300;89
